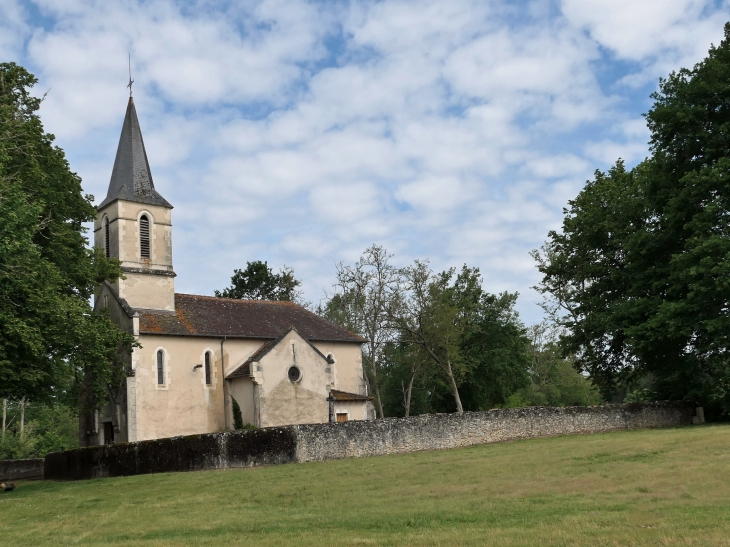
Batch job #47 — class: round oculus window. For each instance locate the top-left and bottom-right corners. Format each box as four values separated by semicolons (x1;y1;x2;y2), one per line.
288;366;301;383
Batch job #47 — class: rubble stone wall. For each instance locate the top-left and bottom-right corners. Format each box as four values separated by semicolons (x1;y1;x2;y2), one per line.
44;402;693;481
293;402;693;462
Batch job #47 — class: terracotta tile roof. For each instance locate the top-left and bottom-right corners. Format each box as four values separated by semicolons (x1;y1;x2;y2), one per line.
226;361;252;379
225;341;272;379
137;294;365;343
329;389;373;401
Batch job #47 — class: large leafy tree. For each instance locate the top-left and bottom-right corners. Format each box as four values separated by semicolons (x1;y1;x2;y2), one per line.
533;24;730;416
0;63;136;410
215;260;302;302
390;263;530;415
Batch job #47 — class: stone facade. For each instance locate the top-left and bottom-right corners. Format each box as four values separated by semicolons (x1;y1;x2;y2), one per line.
49;402;694;481
94;200;175;312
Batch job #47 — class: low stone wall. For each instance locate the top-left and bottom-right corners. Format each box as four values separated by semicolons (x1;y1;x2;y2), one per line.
294;402;692;462
45;427;297;481
45;402;693;481
0;458;44;481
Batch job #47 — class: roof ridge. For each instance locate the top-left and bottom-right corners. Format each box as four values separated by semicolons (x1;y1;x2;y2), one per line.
175;293;297;306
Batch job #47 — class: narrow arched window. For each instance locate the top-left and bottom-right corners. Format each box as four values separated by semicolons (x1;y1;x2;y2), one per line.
104;218;110;258
140;215;150;259
157;350;165;385
204;352;211;385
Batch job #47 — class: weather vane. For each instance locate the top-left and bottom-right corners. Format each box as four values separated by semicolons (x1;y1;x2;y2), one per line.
127;53;134;97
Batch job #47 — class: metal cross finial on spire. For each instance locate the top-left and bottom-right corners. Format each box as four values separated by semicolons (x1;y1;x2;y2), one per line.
127;53;134;97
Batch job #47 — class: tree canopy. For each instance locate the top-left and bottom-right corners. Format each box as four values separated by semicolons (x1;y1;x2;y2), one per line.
532;24;730;417
320;247;534;416
0;63;136;409
215;261;302;302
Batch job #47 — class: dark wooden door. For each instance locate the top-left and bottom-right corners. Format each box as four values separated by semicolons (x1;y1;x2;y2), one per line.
104;422;114;444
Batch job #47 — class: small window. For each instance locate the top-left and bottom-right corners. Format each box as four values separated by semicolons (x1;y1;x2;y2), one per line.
288;366;301;383
204;352;211;385
336;413;348;423
104;218;110;258
157;350;165;385
140;215;150;259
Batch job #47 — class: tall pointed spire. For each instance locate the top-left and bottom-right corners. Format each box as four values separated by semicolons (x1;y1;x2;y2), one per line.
98;98;171;209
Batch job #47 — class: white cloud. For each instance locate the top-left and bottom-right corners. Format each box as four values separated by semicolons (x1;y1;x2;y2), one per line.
2;0;726;326
561;0;730;87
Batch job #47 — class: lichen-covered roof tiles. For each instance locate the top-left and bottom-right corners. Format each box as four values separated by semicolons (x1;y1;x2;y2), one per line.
137;294;365;343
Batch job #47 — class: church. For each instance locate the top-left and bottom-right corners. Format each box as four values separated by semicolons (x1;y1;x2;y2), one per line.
81;97;373;447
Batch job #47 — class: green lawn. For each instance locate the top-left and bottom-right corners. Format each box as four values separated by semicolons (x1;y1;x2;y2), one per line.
2;424;729;546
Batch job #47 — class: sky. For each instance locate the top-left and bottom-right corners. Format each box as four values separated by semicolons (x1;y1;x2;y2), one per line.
2;0;729;325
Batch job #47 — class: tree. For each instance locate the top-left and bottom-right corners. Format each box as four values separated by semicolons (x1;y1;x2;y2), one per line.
231;396;244;430
0;63;137;410
326;245;400;419
512;322;602;407
0;400;78;459
215;261;302;302
532;25;730;416
458;291;532;411
391;262;470;414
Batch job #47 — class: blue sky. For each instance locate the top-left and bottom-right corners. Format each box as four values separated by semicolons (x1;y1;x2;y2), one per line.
2;0;729;324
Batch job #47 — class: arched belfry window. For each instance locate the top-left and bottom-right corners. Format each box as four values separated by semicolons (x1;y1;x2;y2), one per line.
140;215;151;259
204;352;212;385
104;217;110;258
157;350;165;385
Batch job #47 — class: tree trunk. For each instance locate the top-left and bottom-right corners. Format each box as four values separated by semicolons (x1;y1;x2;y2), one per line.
20;397;26;442
367;344;385;419
403;370;415;417
2;399;6;442
445;360;464;414
373;382;385;420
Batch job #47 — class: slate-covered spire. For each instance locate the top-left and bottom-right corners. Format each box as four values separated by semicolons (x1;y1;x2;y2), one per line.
98;97;172;209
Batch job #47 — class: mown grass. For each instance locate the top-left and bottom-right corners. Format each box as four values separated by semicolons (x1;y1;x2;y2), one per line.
1;424;729;546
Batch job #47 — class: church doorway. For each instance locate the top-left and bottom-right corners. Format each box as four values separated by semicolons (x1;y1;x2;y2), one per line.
104;422;114;444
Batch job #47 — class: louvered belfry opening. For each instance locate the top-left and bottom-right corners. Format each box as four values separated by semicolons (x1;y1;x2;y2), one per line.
104;218;110;258
140;214;151;259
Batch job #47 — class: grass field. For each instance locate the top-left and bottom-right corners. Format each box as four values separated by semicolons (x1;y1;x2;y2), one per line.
1;424;729;546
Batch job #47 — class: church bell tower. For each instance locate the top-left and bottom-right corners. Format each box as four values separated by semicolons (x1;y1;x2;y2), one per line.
94;97;175;311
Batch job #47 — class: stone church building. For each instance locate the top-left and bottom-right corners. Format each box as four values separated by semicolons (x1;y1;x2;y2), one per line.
82;98;372;447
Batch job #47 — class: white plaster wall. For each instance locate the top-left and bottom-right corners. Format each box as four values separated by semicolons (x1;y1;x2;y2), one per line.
123;333;364;442
228;377;256;426
312;341;365;395
334;400;370;421
256;331;333;427
118;273;175;311
133;336;259;441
